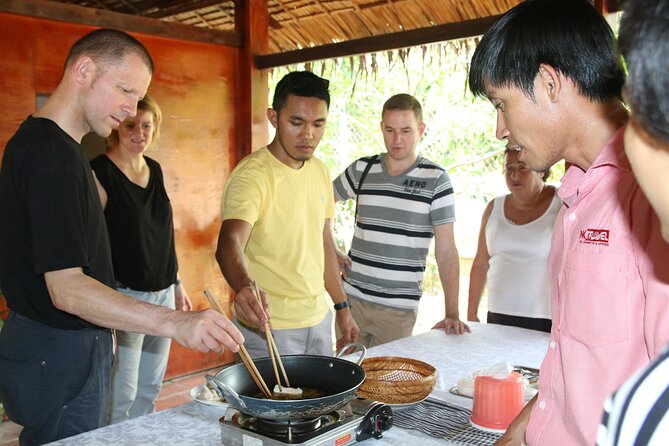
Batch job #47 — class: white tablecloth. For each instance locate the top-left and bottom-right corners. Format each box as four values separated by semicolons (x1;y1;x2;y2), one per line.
48;323;549;445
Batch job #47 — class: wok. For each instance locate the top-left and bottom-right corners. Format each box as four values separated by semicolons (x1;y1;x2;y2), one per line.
206;343;366;420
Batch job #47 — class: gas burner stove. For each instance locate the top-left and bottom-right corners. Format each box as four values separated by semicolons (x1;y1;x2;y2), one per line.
220;398;393;445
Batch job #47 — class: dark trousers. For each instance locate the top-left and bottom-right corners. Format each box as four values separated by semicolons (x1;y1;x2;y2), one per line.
487;311;552;333
0;311;113;445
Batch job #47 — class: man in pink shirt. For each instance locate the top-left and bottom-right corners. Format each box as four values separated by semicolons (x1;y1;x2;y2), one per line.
468;0;669;444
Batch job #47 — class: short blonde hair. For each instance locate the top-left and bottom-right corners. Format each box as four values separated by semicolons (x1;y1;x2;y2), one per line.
382;94;423;124
107;94;162;148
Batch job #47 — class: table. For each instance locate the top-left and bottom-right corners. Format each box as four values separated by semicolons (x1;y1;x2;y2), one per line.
47;322;549;445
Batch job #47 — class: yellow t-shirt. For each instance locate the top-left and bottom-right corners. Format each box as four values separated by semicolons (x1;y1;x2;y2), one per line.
222;147;333;329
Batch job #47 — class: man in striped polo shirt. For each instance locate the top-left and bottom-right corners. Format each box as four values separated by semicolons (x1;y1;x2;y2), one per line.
333;94;469;348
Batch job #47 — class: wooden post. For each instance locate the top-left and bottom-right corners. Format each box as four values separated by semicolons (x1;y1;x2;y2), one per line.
234;0;269;168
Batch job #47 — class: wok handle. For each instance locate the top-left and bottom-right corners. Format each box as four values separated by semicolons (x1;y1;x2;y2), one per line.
205;375;246;409
335;342;367;365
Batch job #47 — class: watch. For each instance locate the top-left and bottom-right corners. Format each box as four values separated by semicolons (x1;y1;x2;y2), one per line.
333;300;351;311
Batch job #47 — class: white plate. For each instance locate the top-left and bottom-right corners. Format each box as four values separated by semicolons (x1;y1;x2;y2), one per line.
449;385;474;399
190;384;230;408
385;395;428;412
449;384;537;401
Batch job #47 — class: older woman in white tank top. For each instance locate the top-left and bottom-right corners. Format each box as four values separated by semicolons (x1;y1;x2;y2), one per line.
467;140;561;332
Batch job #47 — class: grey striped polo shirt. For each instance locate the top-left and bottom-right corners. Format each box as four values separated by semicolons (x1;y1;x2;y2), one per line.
333;154;456;311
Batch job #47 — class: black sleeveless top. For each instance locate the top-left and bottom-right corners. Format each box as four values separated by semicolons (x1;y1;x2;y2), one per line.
90;154;177;291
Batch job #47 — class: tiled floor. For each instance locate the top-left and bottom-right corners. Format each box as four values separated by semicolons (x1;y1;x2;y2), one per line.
155;368;214;412
0;368;214;446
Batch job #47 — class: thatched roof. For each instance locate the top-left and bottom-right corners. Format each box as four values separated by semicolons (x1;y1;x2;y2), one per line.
4;0;625;67
264;0;522;53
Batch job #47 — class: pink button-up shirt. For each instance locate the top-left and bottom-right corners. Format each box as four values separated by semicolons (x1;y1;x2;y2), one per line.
525;127;669;445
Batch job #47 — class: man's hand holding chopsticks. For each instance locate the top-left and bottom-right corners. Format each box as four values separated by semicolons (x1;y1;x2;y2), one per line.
165;308;244;354
233;284;271;330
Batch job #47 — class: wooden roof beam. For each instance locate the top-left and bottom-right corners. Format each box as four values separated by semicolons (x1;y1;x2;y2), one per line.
255;14;500;69
145;0;232;19
0;0;241;47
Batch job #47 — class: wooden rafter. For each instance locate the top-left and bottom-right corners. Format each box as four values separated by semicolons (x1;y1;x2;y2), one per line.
0;0;241;46
146;0;232;19
255;14;501;68
11;0;620;63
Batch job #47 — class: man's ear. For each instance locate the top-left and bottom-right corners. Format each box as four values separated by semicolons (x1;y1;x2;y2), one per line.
538;64;562;103
73;56;96;86
267;108;278;128
418;122;426;138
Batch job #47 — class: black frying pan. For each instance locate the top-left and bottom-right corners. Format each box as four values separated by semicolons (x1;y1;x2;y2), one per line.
206;344;365;420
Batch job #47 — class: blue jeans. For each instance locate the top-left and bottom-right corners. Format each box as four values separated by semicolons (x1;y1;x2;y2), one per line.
109;285;174;424
0;311;113;446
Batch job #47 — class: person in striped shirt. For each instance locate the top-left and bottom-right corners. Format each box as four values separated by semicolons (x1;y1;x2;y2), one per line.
332;94;469;348
598;1;669;444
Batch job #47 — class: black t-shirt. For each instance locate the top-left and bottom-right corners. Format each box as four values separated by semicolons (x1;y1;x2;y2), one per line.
0;117;114;330
90;154;177;291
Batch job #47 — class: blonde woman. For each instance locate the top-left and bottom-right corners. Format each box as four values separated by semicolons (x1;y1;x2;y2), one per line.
91;95;192;423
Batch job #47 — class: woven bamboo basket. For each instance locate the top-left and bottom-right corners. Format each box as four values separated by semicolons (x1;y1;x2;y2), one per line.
357;356;437;404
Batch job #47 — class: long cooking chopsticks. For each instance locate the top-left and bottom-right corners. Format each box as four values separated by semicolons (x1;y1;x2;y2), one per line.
203;288;272;398
250;281;292;390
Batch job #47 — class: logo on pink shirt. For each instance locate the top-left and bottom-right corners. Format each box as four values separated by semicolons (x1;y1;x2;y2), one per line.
579;228;610;245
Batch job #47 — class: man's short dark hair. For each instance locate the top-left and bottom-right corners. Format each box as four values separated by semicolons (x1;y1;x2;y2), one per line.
382;94;423;124
469;0;624;102
619;0;669;143
65;28;154;74
272;71;330;112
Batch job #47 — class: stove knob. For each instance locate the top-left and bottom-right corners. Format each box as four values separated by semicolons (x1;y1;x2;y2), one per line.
372;406;393;439
356;404;393;441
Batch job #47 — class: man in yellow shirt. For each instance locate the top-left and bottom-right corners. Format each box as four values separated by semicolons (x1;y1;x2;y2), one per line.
216;71;359;357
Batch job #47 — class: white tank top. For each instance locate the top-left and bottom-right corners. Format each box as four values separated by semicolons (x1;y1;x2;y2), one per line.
485;193;562;319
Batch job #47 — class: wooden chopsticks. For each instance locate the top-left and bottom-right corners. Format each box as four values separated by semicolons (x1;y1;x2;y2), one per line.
203;288;271;398
237;345;272;398
250;281;292;391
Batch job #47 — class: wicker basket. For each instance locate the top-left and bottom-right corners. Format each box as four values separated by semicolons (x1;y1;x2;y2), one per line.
357;356;437;404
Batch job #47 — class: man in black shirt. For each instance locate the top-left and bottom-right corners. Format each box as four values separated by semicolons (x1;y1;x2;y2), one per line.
0;29;244;445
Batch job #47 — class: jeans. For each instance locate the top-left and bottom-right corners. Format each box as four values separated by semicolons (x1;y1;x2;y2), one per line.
109;285;174;424
0;311;113;446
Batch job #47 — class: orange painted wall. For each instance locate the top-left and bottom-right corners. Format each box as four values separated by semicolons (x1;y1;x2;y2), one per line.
0;12;252;378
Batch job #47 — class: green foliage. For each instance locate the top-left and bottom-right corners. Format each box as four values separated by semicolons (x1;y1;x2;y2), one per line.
271;44;503;183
